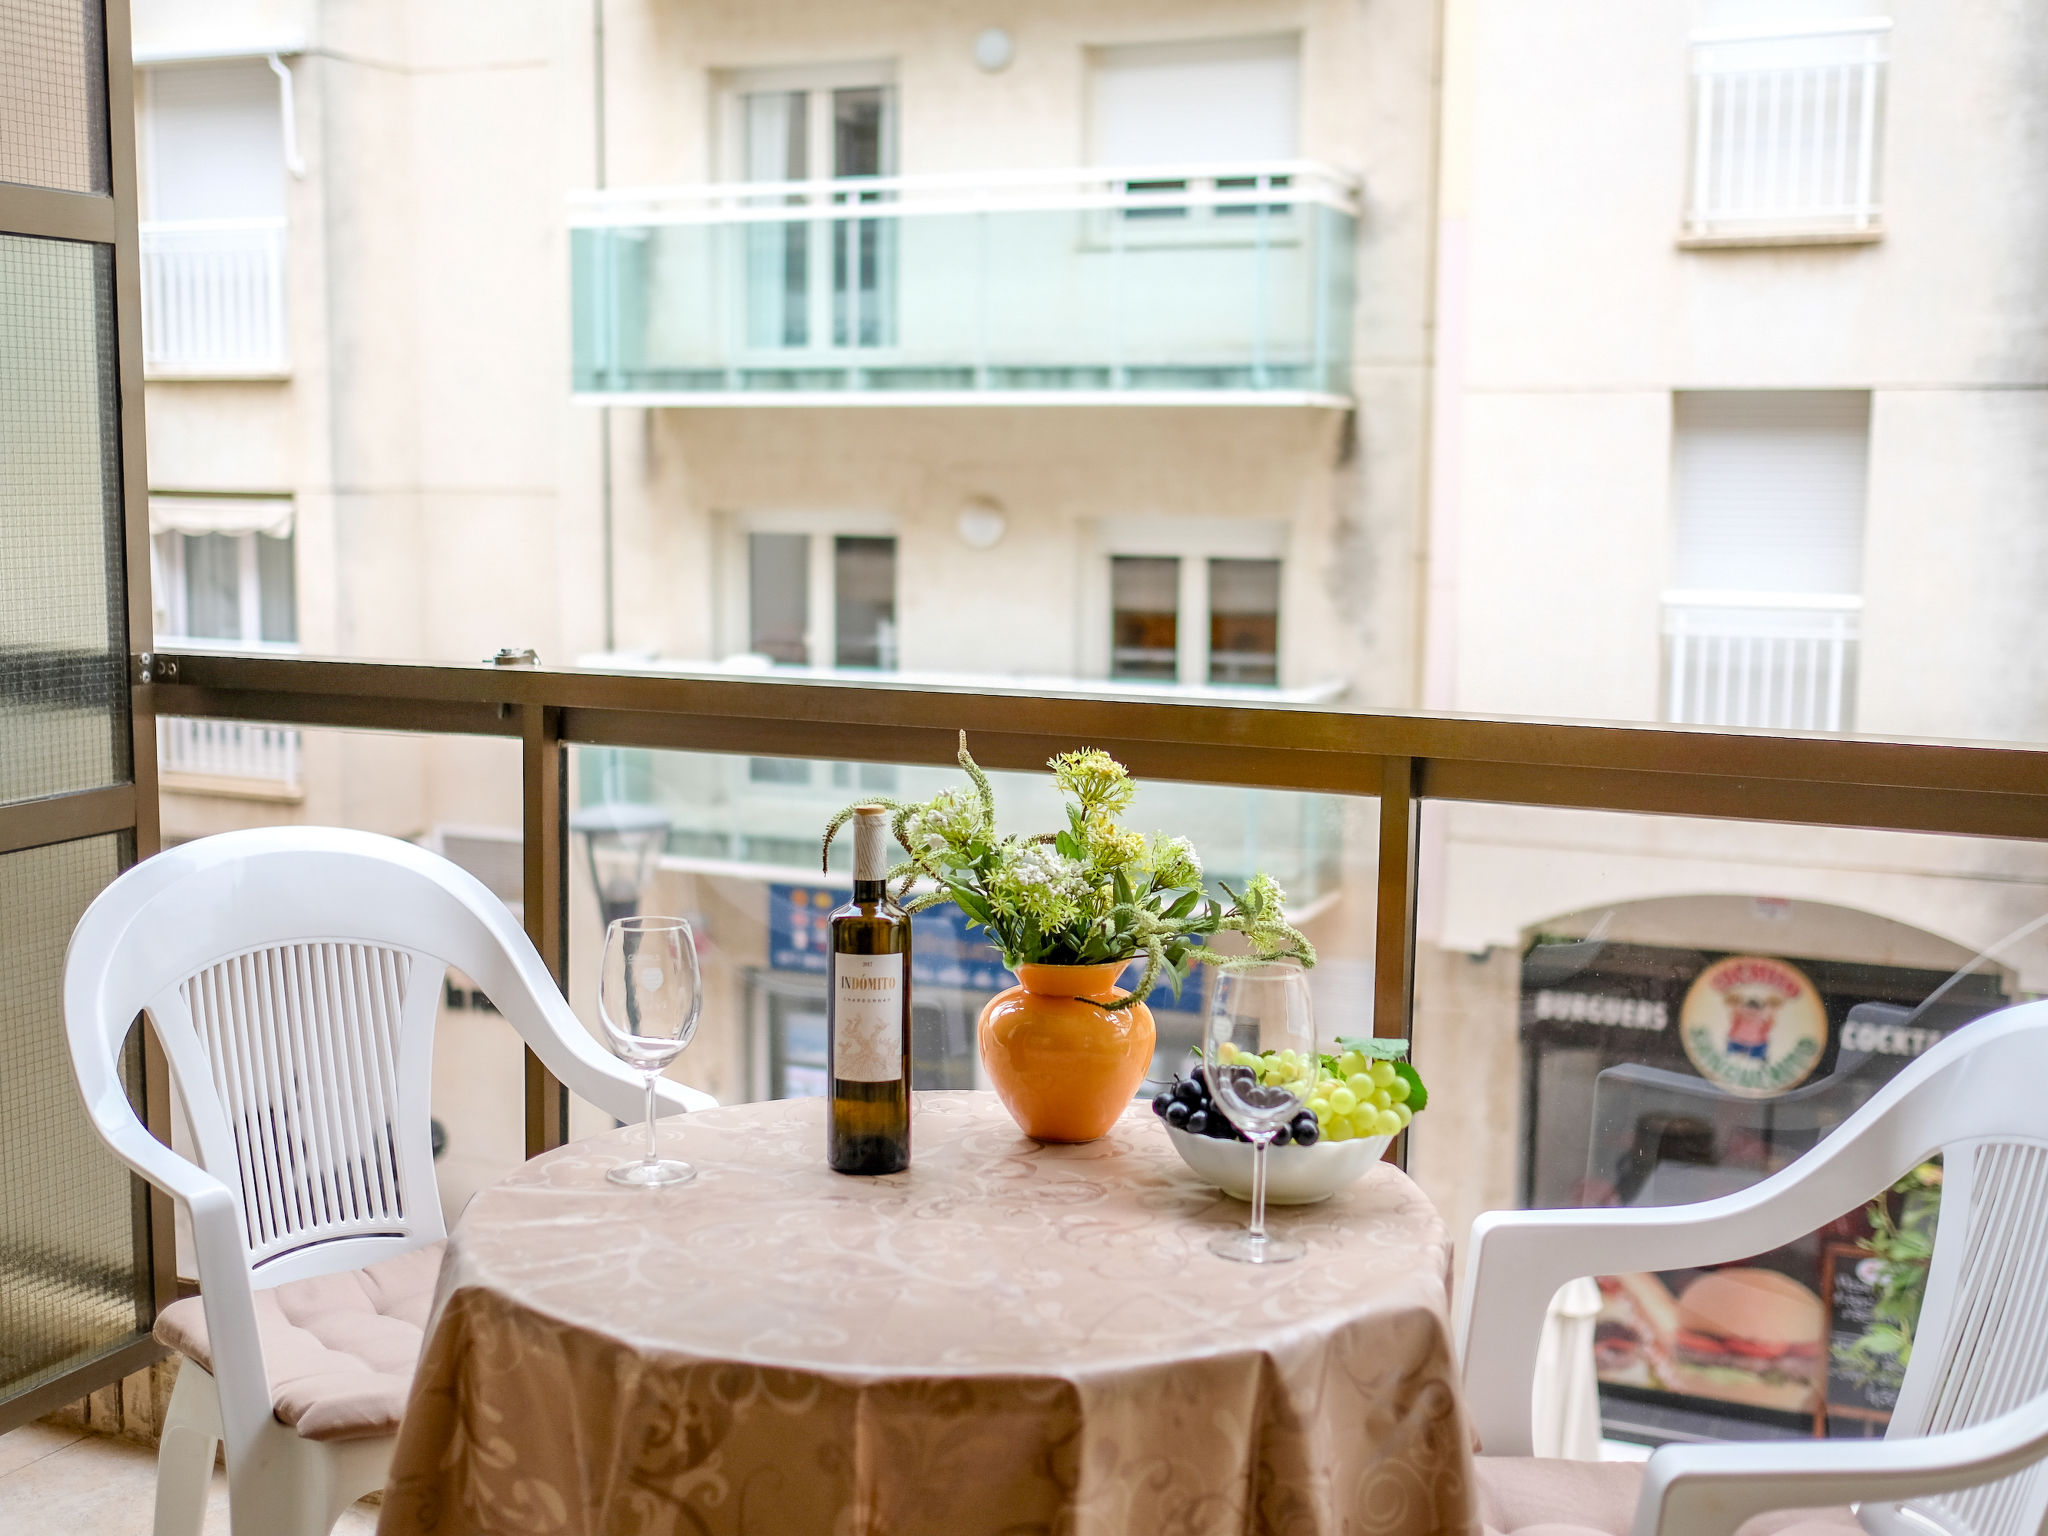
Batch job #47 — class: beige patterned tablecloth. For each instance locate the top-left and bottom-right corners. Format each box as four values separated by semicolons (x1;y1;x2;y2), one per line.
379;1090;1476;1536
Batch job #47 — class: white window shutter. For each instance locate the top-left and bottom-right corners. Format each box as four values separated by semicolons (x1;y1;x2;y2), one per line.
1672;391;1870;595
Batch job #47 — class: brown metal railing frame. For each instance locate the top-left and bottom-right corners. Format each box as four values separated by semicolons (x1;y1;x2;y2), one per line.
151;647;2048;1159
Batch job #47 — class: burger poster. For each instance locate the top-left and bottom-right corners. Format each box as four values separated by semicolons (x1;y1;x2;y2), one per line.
1519;938;2007;1434
1596;1266;1825;1415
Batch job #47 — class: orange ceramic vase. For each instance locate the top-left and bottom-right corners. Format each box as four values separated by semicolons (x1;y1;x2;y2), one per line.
978;962;1156;1143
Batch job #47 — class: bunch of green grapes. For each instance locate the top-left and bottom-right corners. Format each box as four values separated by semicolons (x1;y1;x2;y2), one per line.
1311;1048;1412;1142
1216;1039;1428;1144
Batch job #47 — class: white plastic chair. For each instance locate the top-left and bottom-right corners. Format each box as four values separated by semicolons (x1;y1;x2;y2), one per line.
1456;999;2048;1536
62;826;716;1536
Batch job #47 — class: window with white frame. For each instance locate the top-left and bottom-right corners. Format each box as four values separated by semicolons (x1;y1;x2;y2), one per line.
726;514;898;672
150;496;297;645
1100;521;1286;687
141;61;291;375
1088;36;1300;226
1664;392;1868;732
721;63;897;351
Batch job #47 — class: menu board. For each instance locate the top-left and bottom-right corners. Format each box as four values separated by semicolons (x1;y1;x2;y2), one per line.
1820;1243;1900;1436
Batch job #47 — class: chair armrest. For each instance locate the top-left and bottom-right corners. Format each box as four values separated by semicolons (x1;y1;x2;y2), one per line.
83;1099;276;1444
457;917;719;1123
1457;1157;1910;1456
1634;1395;2048;1536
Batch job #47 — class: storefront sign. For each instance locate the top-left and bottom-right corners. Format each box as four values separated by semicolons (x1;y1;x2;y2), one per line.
1679;955;1828;1098
769;884;1013;994
769;883;1204;1012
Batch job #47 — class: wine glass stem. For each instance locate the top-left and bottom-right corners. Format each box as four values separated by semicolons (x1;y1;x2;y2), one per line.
1249;1134;1271;1243
643;1070;660;1167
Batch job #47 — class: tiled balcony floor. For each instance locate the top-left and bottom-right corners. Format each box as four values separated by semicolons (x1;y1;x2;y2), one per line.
0;1421;378;1534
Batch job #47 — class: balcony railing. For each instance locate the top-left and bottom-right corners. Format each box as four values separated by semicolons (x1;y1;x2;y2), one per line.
139;217;289;377
569;161;1357;405
1685;20;1889;242
1663;590;1861;732
133;649;2048;1161
157;716;302;795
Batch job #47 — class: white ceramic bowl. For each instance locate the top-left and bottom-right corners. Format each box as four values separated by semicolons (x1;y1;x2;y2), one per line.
1164;1123;1392;1204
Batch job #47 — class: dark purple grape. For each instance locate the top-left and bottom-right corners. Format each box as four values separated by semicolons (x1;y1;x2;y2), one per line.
1151;1093;1171;1117
1292;1114;1321;1147
1185;1109;1209;1135
1271;1122;1293;1146
1208;1114;1236;1139
1164;1100;1191;1128
1173;1079;1204;1108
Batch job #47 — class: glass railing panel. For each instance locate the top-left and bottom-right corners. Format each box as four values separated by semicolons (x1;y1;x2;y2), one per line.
571;169;1357;401
567;744;1375;1123
1412;800;2048;1447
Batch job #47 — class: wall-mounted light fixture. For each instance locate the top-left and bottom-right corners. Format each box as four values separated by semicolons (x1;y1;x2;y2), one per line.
973;28;1014;73
956;497;1008;549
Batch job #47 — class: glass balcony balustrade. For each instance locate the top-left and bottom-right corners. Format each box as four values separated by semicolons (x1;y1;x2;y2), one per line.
569;162;1358;405
579;746;1347;914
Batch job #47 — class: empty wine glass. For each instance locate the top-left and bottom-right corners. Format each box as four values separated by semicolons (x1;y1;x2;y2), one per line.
1204;960;1317;1263
597;915;702;1187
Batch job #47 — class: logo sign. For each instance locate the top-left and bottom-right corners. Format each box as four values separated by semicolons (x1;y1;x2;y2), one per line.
1680;955;1828;1097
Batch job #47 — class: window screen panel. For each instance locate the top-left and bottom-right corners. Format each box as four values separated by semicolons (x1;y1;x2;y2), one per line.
1111;555;1180;681
0;833;149;1403
0;233;130;805
833;535;896;669
1209;557;1280;686
258;532;296;643
747;532;809;664
0;0;111;194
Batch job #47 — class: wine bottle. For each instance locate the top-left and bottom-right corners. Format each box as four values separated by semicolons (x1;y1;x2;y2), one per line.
827;805;911;1174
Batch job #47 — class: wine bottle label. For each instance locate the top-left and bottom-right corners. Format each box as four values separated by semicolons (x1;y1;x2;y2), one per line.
832;952;904;1082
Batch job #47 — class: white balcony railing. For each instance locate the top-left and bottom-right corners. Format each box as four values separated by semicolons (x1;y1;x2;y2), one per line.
158;717;302;794
1686;20;1889;241
140;218;289;376
1663;591;1861;733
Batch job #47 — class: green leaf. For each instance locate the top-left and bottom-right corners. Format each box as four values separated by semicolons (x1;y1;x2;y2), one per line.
1166;887;1203;920
1391;1061;1428;1112
1336;1035;1412;1061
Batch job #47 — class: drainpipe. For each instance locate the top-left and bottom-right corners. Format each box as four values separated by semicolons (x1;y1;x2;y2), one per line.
593;0;615;652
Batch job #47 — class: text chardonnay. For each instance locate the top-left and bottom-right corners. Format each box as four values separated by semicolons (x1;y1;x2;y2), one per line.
827;805;911;1174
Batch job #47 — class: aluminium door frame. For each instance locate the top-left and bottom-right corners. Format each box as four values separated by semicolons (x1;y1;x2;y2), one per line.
0;0;173;1435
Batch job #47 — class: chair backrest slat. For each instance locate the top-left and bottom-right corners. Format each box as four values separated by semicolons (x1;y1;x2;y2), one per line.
180;941;420;1264
1876;1137;2048;1536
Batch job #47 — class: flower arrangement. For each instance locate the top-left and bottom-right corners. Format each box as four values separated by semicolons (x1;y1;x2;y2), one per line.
823;733;1315;1008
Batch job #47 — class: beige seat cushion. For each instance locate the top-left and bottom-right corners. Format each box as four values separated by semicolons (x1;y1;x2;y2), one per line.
1477;1455;1863;1536
155;1240;444;1443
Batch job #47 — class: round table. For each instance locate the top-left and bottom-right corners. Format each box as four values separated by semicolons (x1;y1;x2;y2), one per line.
379;1091;1477;1536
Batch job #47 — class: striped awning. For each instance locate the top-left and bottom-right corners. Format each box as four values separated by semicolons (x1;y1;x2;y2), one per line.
148;495;293;538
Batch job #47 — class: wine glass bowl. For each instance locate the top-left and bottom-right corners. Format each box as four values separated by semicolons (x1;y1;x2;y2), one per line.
1203;962;1318;1263
599;915;702;1187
